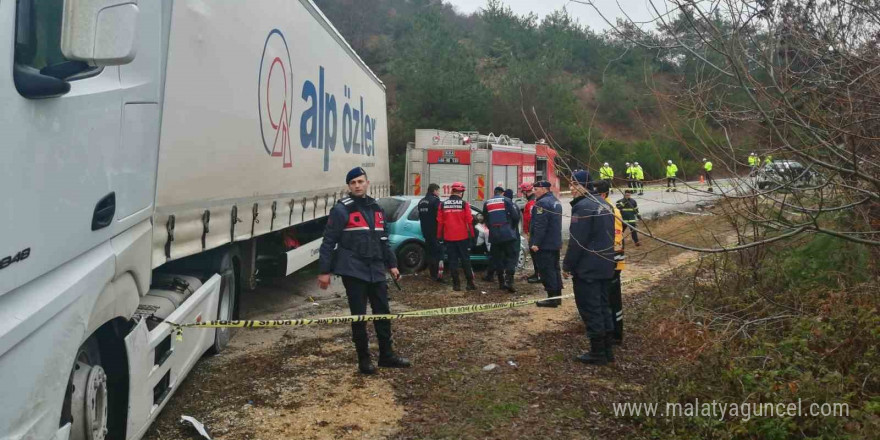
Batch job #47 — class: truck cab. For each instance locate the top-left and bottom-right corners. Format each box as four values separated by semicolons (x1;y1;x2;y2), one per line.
1;1;391;439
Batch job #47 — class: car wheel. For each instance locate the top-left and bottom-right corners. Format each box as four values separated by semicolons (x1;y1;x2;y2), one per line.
397;243;425;274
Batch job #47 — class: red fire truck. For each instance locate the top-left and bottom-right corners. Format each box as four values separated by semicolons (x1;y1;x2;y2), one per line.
405;129;559;204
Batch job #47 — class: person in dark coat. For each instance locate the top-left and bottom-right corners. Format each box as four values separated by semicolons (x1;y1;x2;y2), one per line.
483;186;521;292
563;173;617;365
530;181;563;307
615;190;641;246
318;167;411;374
481;187;505;282
418;183;444;280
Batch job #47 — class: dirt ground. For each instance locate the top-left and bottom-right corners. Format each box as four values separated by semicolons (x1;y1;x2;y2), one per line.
144;214;733;440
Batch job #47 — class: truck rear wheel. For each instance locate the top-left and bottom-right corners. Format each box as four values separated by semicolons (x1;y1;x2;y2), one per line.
208;250;239;354
63;338;109;440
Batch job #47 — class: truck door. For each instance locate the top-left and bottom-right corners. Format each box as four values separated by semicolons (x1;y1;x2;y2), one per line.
0;0;159;296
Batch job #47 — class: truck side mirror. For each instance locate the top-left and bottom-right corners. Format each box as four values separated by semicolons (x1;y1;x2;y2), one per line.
61;0;140;66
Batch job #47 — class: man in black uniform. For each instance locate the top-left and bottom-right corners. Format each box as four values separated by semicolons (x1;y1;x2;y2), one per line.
563;173;617;365
318;167;411;374
483;186;521;292
530;181;563;307
481;186;506;282
417;183;443;281
616;190;641;246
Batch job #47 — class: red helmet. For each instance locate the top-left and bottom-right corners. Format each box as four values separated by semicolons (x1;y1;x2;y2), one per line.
519;182;534;191
451;182;466;192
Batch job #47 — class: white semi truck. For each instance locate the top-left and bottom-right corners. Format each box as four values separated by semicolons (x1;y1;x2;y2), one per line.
0;1;390;439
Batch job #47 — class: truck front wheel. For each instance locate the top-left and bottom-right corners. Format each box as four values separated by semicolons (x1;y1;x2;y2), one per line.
62;337;109;440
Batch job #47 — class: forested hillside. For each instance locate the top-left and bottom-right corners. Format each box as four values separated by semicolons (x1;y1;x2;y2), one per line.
313;0;750;189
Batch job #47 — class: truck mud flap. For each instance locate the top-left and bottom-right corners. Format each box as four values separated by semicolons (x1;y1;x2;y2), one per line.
285;238;323;276
124;274;221;438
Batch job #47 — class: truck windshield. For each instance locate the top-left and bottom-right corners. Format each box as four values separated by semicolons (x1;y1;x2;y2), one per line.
377;198;406;223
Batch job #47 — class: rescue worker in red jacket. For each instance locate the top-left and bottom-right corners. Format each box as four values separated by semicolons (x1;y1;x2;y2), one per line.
317;167;410;374
520;182;541;284
437;182;476;291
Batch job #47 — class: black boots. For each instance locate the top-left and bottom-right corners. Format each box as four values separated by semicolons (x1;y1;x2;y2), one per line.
482;269;495;282
526;273;542;283
604;333;616;363
577;335;609;365
497;271;515;293
453;272;476;291
355;340;376;375
504;271;517;293
378;339;411;369
536;290;561;308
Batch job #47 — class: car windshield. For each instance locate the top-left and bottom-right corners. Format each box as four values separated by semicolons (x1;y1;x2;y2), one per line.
377;198;407;223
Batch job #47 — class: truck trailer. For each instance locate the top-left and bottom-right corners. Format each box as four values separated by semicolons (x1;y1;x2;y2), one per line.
1;1;389;439
405;129;559;205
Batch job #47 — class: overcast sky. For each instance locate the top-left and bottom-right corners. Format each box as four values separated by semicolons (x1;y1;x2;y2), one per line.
446;0;669;32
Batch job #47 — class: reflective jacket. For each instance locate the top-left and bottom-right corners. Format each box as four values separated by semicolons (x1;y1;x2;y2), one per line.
606;195;625;271
562;194;616;280
417;192;441;238
319;195;396;282
529;192;562;250
522;194;536;234
748;155;758;166
635;166;645;180
600;166;614;180
666;164;678;178
625;166;636;179
704;161;713;172
437;195;474;242
615;197;640;222
482;196;520;244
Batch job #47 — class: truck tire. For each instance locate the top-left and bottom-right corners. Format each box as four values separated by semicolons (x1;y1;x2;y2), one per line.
208;249;239;354
63;337;109;440
397;242;425;274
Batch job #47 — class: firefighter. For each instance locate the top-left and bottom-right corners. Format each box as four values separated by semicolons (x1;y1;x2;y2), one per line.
437;182;477;291
563;174;616;365
530;181;563;308
317;167;410;375
417;183;443;282
520;182;541;284
665;160;678;192
483;185;521;293
634;162;645;195
607;189;626;346
702;158;714;192
764;154;773;166
616;190;641;246
481;186;505;282
599;162;614;187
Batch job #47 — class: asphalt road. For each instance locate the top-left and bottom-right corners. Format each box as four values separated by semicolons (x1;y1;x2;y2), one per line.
558;179;731;237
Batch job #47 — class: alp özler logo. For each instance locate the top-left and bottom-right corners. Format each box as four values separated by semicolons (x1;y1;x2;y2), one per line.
258;29;293;168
